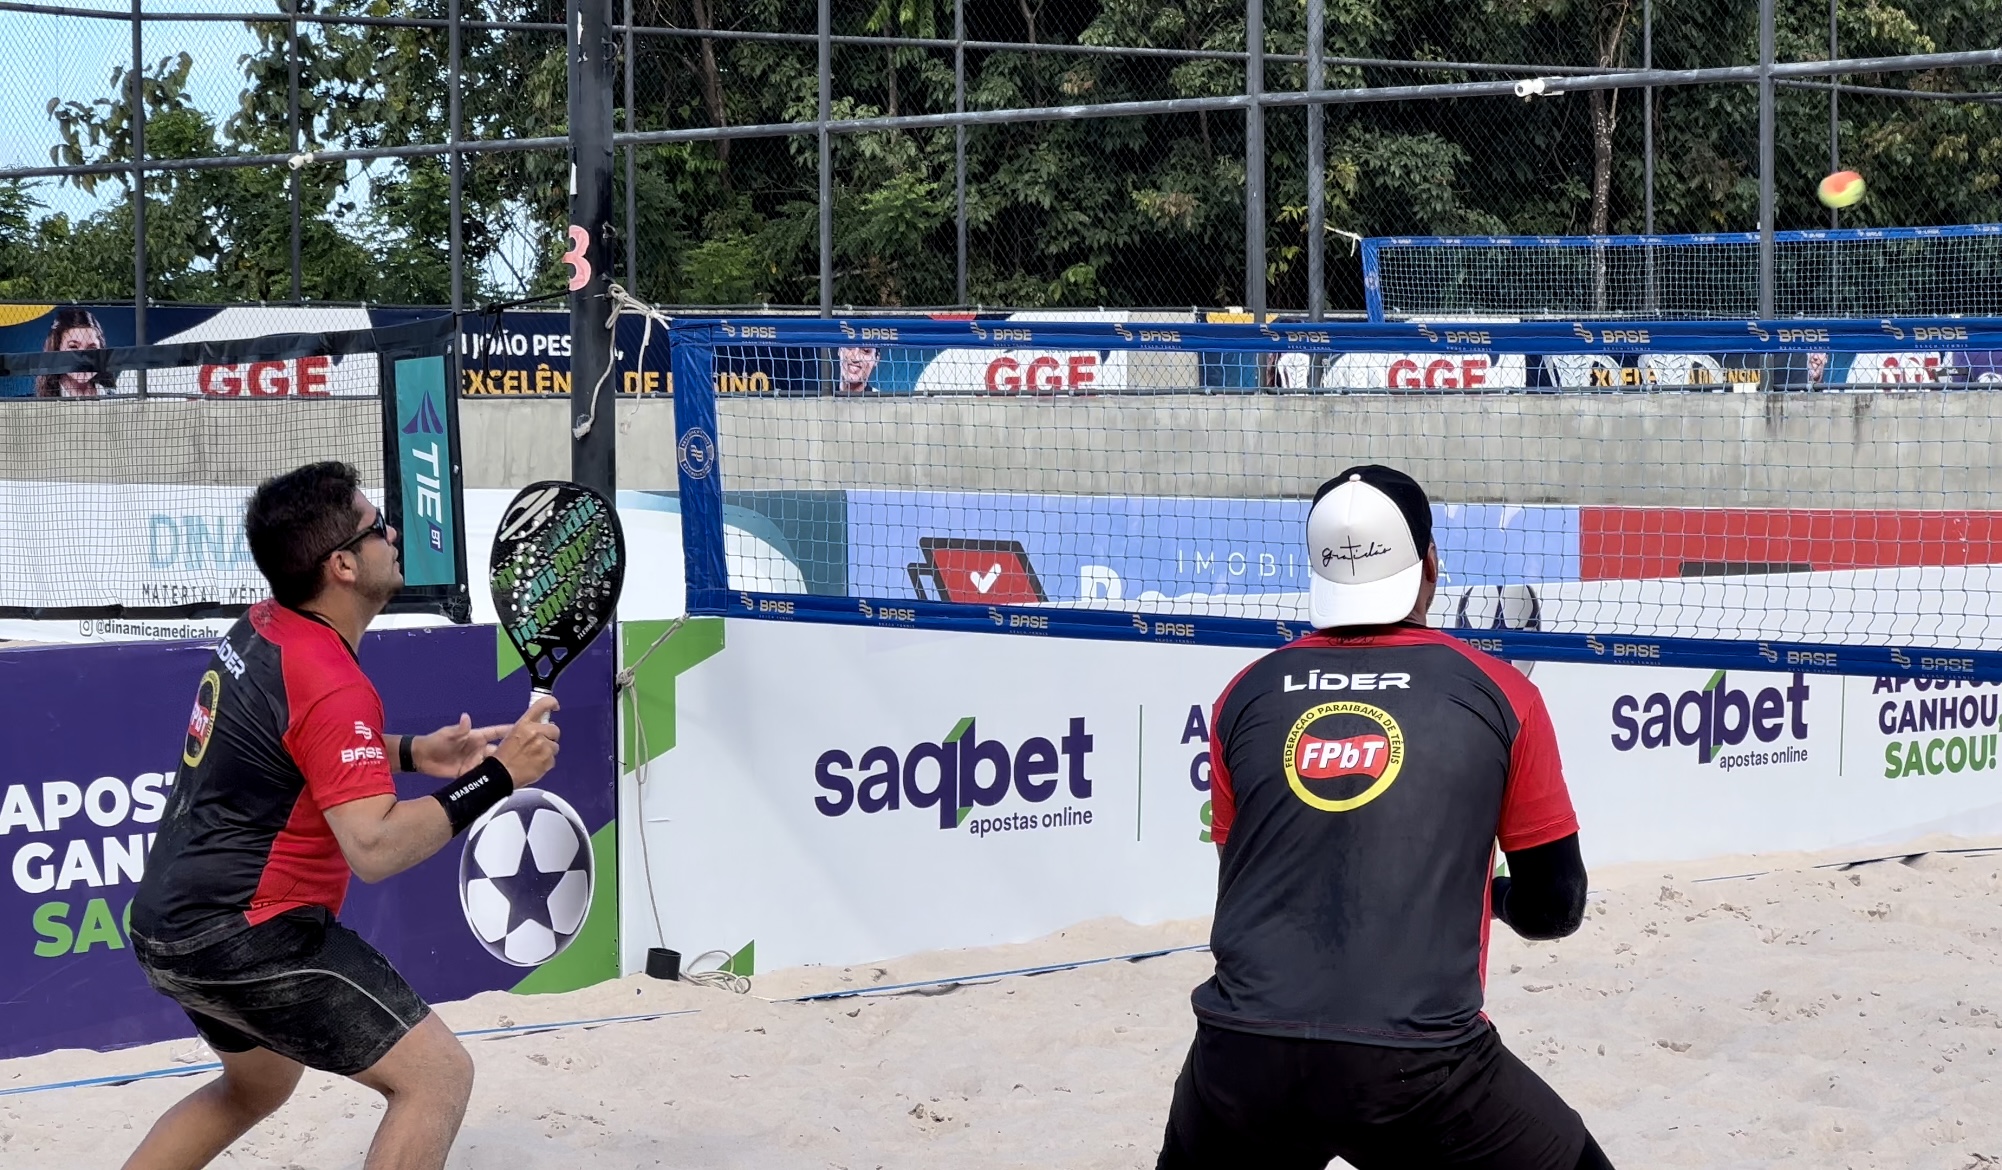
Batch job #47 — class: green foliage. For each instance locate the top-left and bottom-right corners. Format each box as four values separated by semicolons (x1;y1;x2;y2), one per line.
2;0;2000;308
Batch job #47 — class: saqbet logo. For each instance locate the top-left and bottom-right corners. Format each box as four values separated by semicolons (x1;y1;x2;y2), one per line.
1281;701;1405;813
813;716;1095;830
1609;671;1810;765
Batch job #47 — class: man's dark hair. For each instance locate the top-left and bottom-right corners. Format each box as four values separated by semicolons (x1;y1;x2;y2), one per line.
246;462;364;607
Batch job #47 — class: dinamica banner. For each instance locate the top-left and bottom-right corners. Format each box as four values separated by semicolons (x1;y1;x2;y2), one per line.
619;617;1252;975
0;623;618;1060
1537;661;2002;864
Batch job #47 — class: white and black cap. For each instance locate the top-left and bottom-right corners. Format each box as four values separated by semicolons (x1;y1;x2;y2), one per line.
1307;465;1434;629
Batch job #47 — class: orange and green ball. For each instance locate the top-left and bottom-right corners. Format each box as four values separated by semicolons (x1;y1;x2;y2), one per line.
1818;170;1866;209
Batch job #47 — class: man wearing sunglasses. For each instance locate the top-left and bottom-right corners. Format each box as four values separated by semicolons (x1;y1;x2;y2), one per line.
124;461;563;1170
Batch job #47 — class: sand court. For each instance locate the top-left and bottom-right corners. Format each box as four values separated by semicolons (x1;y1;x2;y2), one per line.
4;839;2001;1169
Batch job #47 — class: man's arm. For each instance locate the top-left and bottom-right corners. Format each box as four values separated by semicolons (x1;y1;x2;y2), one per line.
1490;832;1587;940
322;697;561;883
387;715;515;777
323;787;461;884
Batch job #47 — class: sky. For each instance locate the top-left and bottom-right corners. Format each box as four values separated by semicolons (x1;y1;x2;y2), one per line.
1;1;543;297
2;0;281;221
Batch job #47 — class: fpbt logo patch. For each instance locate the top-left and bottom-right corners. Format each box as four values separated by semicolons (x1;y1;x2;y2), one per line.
1282;702;1405;813
1609;671;1810;765
814;716;1094;830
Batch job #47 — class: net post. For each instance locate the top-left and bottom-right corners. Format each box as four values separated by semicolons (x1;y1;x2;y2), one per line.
669;324;726;614
569;0;617;502
1360;237;1384;321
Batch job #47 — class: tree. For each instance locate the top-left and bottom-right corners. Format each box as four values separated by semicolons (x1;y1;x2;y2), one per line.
4;0;2001;311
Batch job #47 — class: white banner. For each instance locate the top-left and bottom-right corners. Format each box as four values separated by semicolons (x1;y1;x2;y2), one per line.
622;624;2002;975
0;487;813;643
622;619;1247;973
1538;660;2002;864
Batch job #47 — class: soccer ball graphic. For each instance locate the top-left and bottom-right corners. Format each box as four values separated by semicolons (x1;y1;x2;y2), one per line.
457;790;595;966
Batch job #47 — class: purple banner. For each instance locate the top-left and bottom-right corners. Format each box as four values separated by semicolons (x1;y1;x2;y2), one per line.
0;623;616;1061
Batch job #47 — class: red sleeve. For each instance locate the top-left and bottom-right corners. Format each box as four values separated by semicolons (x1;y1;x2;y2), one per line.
1208;693;1236;846
1206;656;1265;848
283;682;396;812
1497;684;1579;853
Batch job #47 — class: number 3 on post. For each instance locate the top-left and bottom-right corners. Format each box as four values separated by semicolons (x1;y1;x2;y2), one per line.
562;225;592;291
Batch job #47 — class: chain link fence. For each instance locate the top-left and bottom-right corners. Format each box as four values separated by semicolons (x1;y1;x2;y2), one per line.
2;0;2002;321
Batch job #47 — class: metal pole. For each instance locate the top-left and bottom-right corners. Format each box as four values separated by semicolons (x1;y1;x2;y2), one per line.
818;0;832;316
624;0;636;291
288;0;301;301
448;0;463;311
1643;0;1655;312
1244;0;1264;321
1642;0;1653;234
954;0;966;306
1305;0;1324;324
1757;0;1775;318
1829;0;1839;229
130;0;146;369
568;0;616;499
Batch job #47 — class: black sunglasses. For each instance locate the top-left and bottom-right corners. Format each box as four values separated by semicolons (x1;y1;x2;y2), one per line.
316;511;389;564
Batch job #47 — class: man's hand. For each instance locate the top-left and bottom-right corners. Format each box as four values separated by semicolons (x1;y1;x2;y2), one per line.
410;714;513;778
492;695;562;788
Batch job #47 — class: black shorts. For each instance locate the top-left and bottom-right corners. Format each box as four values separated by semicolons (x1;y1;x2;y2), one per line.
132;906;431;1077
1158;1021;1593;1170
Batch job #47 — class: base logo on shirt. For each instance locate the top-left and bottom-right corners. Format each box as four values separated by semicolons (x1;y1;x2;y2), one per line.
1282;701;1405;812
182;669;221;767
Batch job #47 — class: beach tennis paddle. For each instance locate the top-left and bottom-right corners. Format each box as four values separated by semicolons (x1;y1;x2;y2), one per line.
489;481;626;712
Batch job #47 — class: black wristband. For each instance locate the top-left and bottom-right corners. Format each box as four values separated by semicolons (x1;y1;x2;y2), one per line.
432;758;514;836
398;734;417;774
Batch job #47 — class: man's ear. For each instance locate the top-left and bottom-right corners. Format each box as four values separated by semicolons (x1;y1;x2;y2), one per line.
1423;543;1440;583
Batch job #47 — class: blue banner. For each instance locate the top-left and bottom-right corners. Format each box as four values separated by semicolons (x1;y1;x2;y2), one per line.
845;492;1578;608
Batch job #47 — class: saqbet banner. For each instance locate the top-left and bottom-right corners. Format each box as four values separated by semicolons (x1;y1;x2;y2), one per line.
1537;661;2002;863
0;622;617;1060
846;491;1579;619
617;617;1247;974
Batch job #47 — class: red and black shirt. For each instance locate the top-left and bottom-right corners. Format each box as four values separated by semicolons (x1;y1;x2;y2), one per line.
132;600;395;945
1192;623;1578;1048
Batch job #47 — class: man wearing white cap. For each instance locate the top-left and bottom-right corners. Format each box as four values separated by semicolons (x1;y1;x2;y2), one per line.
1157;465;1611;1169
